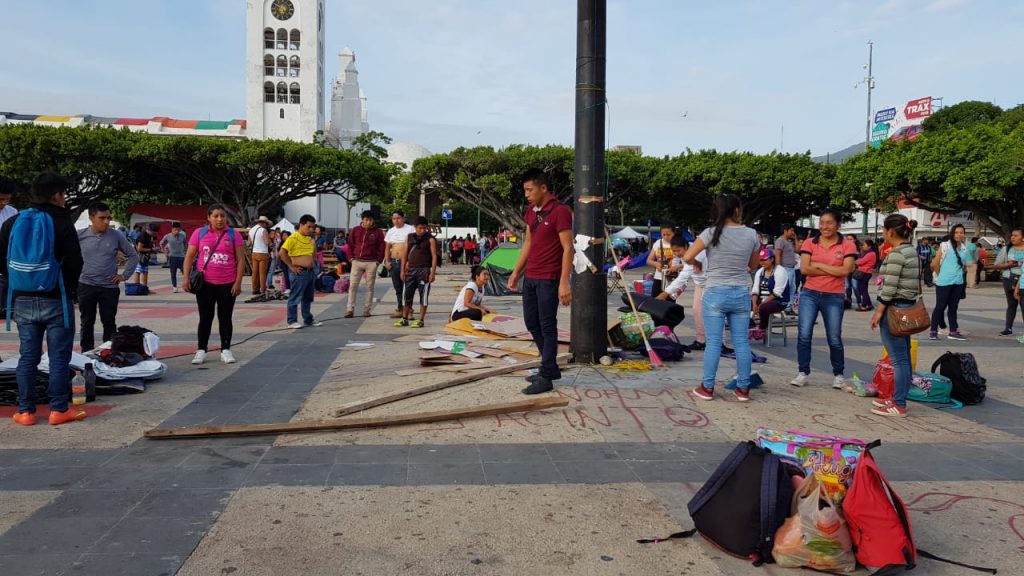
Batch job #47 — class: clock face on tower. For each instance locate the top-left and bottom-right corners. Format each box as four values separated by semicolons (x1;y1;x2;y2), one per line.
271;0;294;21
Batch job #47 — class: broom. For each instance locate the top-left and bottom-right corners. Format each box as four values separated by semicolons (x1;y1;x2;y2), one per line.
606;231;663;368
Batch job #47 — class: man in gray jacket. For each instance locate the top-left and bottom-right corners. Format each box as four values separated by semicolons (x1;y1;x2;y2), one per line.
77;202;138;351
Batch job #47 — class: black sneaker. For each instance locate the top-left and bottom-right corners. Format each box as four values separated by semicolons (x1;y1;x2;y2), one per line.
1000;329;1013;336
522;377;554;395
721;345;735;355
689;341;706;351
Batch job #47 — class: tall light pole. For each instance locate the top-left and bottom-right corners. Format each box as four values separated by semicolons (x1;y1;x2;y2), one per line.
862;40;874;150
856;41;875;234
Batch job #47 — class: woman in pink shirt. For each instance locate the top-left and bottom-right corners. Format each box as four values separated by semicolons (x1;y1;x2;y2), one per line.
853;239;878;311
183;205;246;365
792;208;858;389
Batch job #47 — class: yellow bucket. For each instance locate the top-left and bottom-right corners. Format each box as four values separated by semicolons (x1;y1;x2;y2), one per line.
881;338;919;371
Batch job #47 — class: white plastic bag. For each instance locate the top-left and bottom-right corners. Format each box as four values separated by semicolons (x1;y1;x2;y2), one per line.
773;475;856;572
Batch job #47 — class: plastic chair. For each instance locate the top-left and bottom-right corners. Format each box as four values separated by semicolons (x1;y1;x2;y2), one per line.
765;311;788;347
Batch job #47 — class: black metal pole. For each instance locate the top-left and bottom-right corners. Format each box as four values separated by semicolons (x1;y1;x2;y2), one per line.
570;0;607;364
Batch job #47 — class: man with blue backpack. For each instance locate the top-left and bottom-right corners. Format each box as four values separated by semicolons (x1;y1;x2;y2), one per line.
0;172;85;426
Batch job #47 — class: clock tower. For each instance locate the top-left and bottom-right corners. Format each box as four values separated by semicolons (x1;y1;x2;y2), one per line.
246;0;324;142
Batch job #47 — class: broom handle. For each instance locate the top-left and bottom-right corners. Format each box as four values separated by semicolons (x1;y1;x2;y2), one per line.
606;232;656;353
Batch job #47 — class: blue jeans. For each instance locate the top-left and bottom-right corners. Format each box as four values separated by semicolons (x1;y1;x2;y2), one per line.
522;278;561;380
701;285;752;390
797;289;846;376
287;268;315;324
168;256;185;287
14;297;75;413
266;258;277;291
879;302;913;407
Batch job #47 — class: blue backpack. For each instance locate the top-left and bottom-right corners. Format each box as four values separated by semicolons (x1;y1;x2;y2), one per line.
6;208;69;330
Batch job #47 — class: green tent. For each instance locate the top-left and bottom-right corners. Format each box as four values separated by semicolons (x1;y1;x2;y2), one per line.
481;246;522;295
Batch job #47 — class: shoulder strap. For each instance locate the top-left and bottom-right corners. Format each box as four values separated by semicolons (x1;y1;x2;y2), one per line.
200;229;228;270
930;352;952;373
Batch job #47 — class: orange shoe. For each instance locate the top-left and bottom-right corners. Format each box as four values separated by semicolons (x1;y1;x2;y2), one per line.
13;412;37;426
49;408;87;426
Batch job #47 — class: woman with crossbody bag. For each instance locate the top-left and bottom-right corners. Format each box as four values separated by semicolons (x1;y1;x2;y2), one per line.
995;227;1024;336
183;205;246;365
869;215;922;417
929;223;968;341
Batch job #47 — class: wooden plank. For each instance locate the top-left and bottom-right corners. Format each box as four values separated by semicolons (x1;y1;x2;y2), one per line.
468;347;509;358
144;396;569;439
329;353;570;417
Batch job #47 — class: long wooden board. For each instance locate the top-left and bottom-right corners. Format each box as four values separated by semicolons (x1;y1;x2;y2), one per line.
331;352;570;418
144;397;569;439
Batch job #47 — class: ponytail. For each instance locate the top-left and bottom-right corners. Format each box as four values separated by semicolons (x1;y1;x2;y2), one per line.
709;195;743;248
882;214;917;239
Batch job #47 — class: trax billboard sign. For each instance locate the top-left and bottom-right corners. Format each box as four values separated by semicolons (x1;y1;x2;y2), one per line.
904;97;933;120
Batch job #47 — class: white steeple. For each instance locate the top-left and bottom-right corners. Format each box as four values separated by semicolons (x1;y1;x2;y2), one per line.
329;47;368;149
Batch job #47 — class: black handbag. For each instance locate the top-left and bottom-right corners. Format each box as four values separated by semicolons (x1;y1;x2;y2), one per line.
852;269;868;281
188;229;227;294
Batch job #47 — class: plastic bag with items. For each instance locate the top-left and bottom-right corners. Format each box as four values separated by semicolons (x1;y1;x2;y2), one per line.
773;474;856;572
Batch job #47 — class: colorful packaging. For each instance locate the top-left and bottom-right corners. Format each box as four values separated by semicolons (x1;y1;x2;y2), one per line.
756;428;867;505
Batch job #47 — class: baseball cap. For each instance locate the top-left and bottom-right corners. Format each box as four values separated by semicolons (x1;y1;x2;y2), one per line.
759;248;774;261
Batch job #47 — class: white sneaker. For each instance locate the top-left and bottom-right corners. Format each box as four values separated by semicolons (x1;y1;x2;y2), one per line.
172;287;180;293
287;322;303;329
832;375;846;389
191;350;207;365
220;350;236;364
307;321;323;327
283;289;291;295
790;372;809;387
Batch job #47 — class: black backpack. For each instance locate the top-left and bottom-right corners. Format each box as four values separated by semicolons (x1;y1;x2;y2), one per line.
638;441;798;566
930;351;987;405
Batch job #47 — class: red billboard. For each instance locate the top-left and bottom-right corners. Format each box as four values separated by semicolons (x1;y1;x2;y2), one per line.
904;97;933;120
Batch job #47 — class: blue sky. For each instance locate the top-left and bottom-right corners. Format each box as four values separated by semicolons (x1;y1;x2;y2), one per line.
4;0;1022;157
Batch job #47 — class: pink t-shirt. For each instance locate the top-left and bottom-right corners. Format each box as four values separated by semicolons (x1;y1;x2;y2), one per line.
189;227;240;285
800;235;858;294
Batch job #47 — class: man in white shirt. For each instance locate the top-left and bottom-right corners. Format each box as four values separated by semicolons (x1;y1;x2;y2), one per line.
0;177;20;314
384;211;416;318
250;216;272;296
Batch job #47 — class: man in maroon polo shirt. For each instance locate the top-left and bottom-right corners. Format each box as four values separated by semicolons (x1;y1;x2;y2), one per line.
507;169;573;394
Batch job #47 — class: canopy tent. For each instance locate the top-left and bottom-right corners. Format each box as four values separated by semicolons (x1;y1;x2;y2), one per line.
480;246;522;296
274;217;295;231
611;226;645;240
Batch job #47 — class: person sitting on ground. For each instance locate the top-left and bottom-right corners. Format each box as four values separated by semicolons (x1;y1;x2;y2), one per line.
396;216;438;328
450;265;492;322
749;247;790;342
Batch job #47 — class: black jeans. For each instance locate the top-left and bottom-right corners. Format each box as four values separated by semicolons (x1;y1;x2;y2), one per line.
921;260;934;286
522;277;561;380
931;284;963;333
451;308;482;322
78;283;120;351
168;256;185;287
196;282;236;351
1003;277;1024;331
854;274;872;308
389;258;404;309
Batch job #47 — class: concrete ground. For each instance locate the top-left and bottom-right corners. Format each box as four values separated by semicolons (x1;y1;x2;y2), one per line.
0;263;1022;575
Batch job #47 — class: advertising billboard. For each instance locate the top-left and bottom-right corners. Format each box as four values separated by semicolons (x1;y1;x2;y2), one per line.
871;96;933;144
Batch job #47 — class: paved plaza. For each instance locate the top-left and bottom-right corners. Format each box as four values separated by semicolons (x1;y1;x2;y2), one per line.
0;264;1022;575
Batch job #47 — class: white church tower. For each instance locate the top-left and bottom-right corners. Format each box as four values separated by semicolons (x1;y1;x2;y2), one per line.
329;48;369;149
245;0;324;142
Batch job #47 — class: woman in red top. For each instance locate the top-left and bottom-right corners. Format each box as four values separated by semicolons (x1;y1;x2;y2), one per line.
792;208;858;389
853;239;878;311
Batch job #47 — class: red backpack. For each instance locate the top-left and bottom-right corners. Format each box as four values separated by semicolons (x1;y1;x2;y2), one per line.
843;443;996;575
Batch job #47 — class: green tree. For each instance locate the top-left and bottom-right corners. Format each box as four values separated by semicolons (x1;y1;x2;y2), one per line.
922;100;1003;133
0;124;169;214
834;116;1024;239
134;135;397;225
